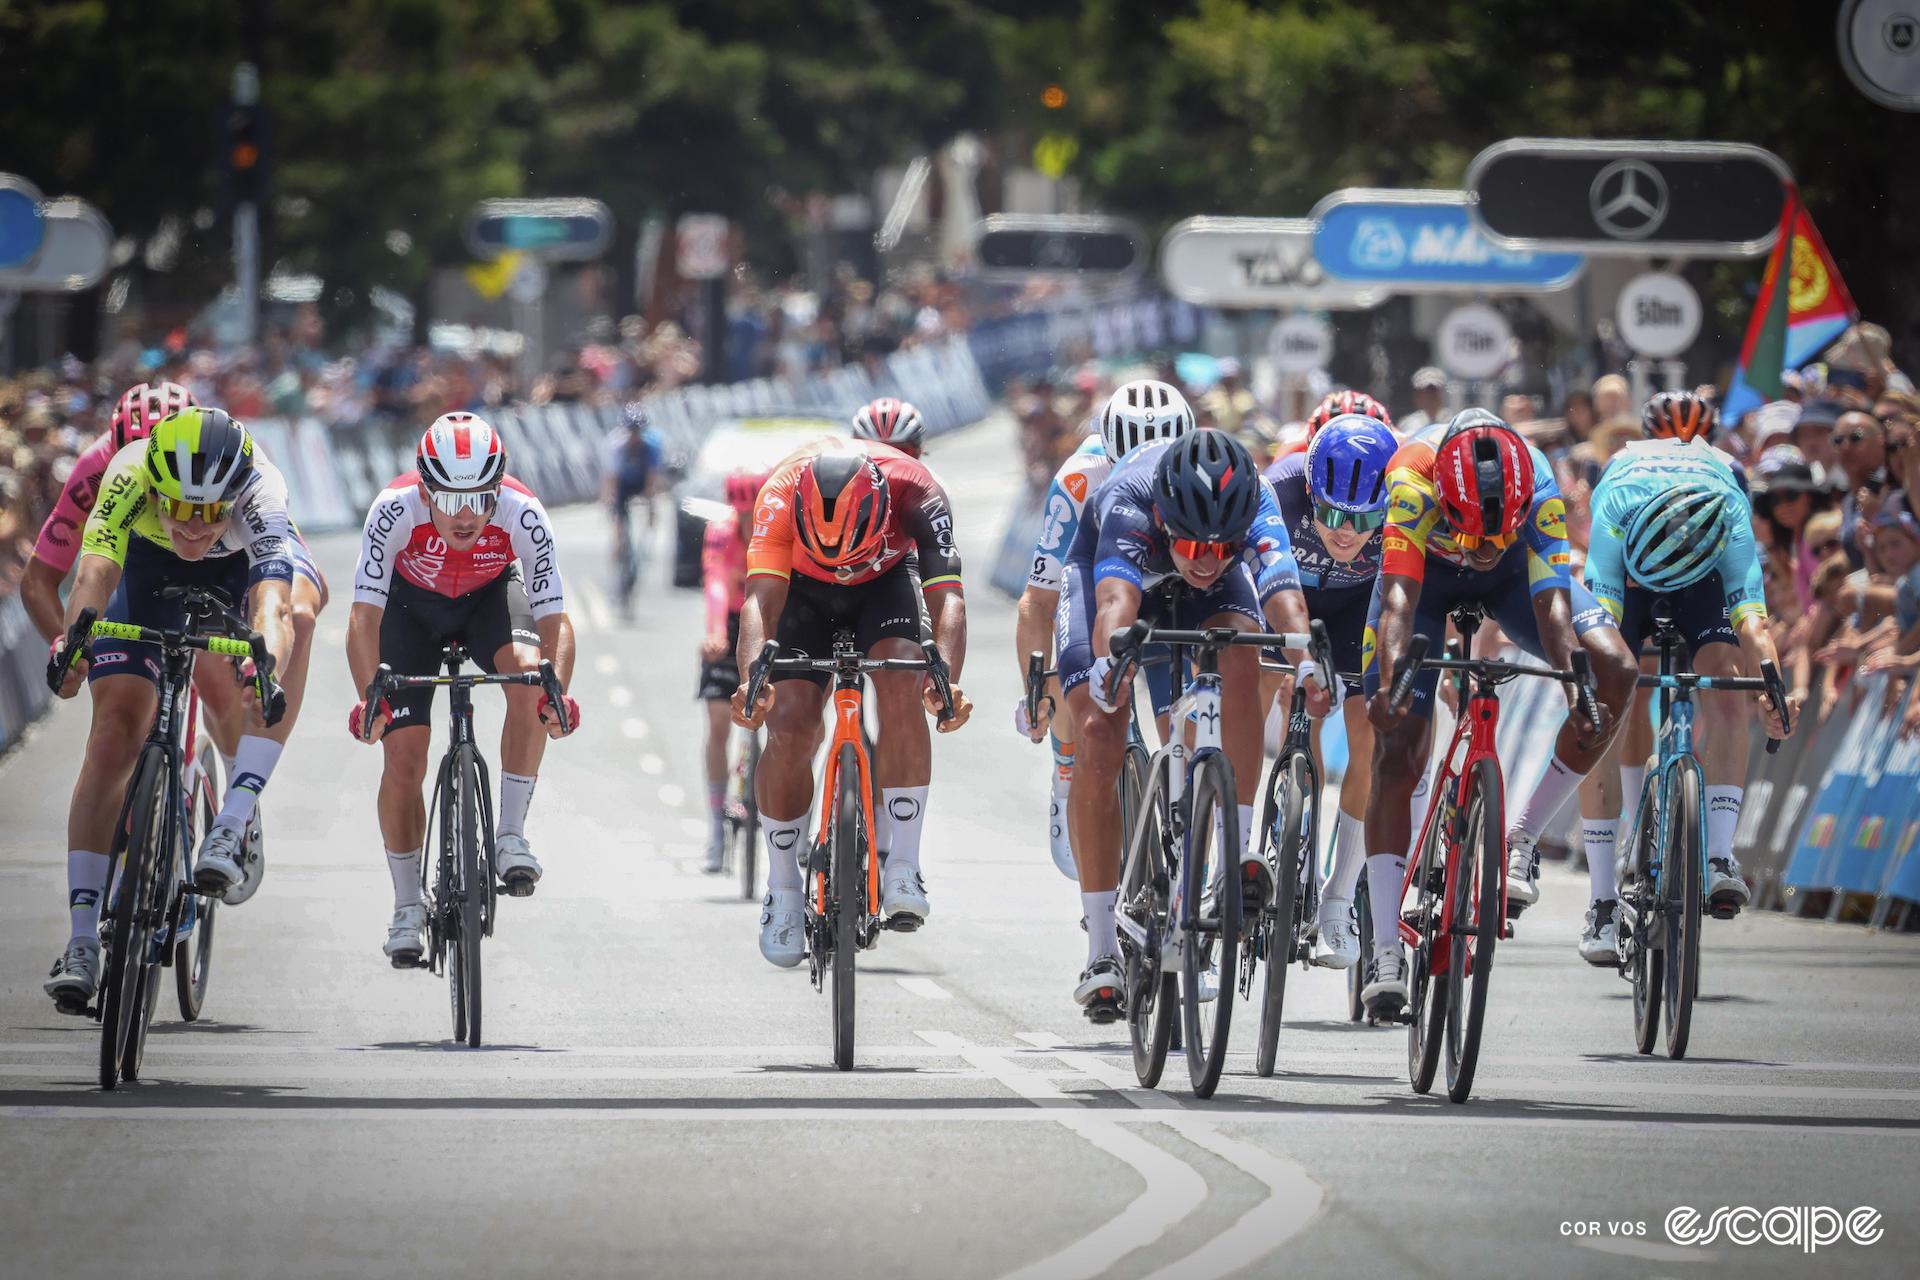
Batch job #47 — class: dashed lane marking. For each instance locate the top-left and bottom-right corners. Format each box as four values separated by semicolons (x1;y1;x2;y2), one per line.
897;978;952;1001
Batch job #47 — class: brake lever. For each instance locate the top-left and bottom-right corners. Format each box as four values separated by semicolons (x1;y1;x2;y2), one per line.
1306;618;1335;693
46;608;98;693
1387;634;1431;712
1568;649;1602;736
1759;659;1790;755
359;663;395;743
537;659;572;734
923;640;955;723
742;641;780;719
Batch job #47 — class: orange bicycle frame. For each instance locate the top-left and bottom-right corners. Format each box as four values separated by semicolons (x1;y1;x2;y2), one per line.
812;684;879;918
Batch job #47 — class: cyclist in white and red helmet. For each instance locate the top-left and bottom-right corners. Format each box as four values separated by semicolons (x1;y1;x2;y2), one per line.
850;397;928;458
347;412;581;966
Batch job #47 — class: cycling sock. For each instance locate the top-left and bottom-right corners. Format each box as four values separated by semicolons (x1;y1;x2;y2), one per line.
1582;820;1619;902
707;781;727;836
386;846;424;909
218;750;237;784
1406;769;1435;856
1511;755;1584;846
881;786;929;873
1329;810;1367;900
763;817;807;892
67;850;108;940
497;772;537;839
1706;786;1742;862
1366;854;1405;956
1237;804;1256;859
1619;763;1647;820
214;735;283;832
1083;890;1119;965
1050;735;1075;782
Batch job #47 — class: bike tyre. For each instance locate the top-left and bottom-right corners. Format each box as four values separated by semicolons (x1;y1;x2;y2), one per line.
1665;766;1703;1060
176;736;222;1022
830;743;862;1071
1407;796;1448;1094
1182;754;1240;1098
739;732;761;901
1256;753;1309;1077
1443;759;1503;1103
1122;753;1174;1088
101;746;167;1090
1628;776;1663;1055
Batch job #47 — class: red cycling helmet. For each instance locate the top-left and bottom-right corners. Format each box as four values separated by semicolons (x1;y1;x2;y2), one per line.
1642;389;1717;444
1433;409;1534;541
1307;390;1394;436
724;469;770;514
850;397;927;453
795;451;891;568
111;381;197;452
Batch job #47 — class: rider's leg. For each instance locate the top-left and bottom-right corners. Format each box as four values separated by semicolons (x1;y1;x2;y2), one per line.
870;635;932;871
494;640;549;842
704;697;733;845
1066;681;1127;965
1579;731;1623;904
757;678;827;891
209;573;321;839
190;658;243;765
377;725;432;908
1365;710;1433;958
1693;639;1753;903
1327;695;1373;898
64;675;158;941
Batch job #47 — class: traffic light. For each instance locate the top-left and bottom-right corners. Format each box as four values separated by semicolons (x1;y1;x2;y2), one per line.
225;103;266;203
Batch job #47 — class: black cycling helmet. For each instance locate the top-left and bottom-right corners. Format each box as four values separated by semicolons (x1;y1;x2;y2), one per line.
1153;430;1261;542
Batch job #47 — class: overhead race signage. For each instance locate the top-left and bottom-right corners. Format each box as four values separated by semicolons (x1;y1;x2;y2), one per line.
1268;313;1333;374
1465;139;1790;258
676;214;731;280
974;214;1145;279
1310;189;1583;292
1435;303;1511;380
1839;0;1920;110
0;173;46;270
1615;271;1702;359
465;198;613;262
1157;217;1384;309
0;197;112;292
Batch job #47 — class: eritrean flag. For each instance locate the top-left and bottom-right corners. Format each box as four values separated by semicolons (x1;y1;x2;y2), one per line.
1721;185;1858;423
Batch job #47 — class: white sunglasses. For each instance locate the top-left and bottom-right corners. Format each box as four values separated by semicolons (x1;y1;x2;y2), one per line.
428;486;500;517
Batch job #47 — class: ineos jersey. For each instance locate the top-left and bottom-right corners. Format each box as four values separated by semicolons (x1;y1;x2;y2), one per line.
352;472;566;618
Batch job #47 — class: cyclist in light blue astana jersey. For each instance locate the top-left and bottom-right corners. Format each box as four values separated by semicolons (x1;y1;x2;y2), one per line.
1573;438;1795;966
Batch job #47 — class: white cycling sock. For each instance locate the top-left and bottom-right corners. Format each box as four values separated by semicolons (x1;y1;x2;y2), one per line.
708;781;727;837
882;786;929;873
763;817;807;892
1238;804;1257;858
218;750;237;784
1407;769;1435;856
67;850;108;941
1083;889;1119;966
1619;763;1647;821
1706;786;1742;863
1582;820;1618;902
497;772;537;839
1329;810;1367;900
386;846;424;909
1511;755;1585;846
1367;854;1405;957
214;735;283;832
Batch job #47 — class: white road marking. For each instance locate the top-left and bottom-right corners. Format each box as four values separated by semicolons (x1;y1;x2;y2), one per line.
577;586;611;634
1576;1236;1725;1264
897;978;951;1001
621;718;650;740
681;817;710;839
594;653;620;676
640;754;664;775
607;685;633;709
658;784;685;807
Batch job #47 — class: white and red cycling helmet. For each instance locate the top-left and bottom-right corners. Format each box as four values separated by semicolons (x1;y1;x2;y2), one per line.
418;412;507;492
851;397;927;453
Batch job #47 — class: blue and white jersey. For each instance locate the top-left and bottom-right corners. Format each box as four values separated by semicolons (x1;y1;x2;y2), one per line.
1027;434;1111;592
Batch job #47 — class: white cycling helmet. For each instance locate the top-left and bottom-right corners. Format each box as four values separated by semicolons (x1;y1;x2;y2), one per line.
1100;379;1194;460
417;412;507;491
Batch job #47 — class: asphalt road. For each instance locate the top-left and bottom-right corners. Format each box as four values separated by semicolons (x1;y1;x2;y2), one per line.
2;416;1916;1280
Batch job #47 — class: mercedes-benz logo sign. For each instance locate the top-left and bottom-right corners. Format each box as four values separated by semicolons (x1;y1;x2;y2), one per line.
1589;159;1670;240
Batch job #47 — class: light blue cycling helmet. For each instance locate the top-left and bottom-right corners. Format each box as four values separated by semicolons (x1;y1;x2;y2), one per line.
1305;414;1396;514
1623;483;1734;591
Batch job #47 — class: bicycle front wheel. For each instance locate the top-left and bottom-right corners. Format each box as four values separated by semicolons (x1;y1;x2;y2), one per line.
1349;872;1372;1022
1120;753;1175;1088
101;746;168;1090
176;735;223;1022
1182;754;1241;1098
1256;752;1310;1077
1407;792;1449;1094
1664;766;1703;1060
1443;759;1503;1104
738;733;761;902
830;743;863;1071
1626;774;1664;1055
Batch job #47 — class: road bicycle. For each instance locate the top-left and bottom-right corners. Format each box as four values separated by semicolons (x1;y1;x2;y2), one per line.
1107;619;1324;1099
1240;629;1339;1077
1617;601;1789;1059
48;588;281;1089
721;725;763;900
742;632;955;1071
1384;605;1600;1103
360;646;570;1048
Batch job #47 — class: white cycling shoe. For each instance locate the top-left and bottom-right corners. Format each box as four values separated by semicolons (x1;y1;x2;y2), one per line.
759;888;806;968
1505;837;1539;910
383;902;429;967
193;822;258;903
1706;857;1750;914
1361;948;1409;1016
45;936;101;1010
1312;895;1360;970
1047;795;1075;879
495;834;542;893
881;861;930;930
1074;954;1125;1022
1579;899;1620;967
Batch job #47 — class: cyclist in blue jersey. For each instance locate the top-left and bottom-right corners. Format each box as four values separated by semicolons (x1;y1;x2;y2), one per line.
1057;430;1325;1018
604;402;665;614
1575;438;1797;960
1265;414;1397;970
1013;381;1189;880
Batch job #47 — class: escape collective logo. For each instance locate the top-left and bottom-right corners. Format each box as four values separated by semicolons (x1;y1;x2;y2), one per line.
1563;1207;1883;1254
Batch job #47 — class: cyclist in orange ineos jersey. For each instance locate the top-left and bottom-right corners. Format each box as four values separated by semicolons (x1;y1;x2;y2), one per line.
347;413;580;965
699;469;767;872
731;438;973;968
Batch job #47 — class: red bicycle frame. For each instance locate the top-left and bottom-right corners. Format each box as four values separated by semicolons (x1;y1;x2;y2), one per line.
1396;683;1512;970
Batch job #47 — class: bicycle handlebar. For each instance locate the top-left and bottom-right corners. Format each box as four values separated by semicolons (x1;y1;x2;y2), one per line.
743;639;957;722
360;658;569;742
1639;660;1793;755
1387;633;1601;724
1023;651;1055;733
47;607;284;725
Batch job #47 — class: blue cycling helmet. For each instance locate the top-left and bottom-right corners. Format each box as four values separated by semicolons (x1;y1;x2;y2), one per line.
1622;483;1734;592
1153;430;1261;542
1305;414;1396;513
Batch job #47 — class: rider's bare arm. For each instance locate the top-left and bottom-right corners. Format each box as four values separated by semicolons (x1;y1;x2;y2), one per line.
346;602;384;698
535;613;576;689
21;557;67;645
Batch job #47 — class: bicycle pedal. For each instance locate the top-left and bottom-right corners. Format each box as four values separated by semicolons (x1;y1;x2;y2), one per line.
52;995;91;1017
388;951;426;970
1707;901;1740;921
1083;997;1123;1025
881;913;923;934
501;878;538;899
1503;901;1527;921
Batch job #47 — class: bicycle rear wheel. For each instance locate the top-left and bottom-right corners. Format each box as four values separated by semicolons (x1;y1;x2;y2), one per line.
459;750;486;1047
1443;760;1503;1103
1664;767;1703;1060
101;746;167;1090
1182;755;1241;1098
1406;792;1449;1094
176;736;222;1022
1121;754;1175;1088
1256;753;1310;1077
830;743;863;1071
1349;872;1372;1022
738;733;761;901
1627;777;1664;1055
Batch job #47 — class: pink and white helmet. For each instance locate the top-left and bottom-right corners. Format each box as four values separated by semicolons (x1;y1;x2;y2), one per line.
111;381;197;452
417;412;507;492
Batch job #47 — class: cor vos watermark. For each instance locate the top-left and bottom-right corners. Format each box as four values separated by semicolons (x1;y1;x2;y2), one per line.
1561;1206;1883;1254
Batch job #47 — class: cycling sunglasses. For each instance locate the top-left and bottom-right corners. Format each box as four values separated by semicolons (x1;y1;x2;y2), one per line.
428;486;501;517
155;497;233;524
1448;528;1519;553
1313;502;1386;533
1169;535;1240;562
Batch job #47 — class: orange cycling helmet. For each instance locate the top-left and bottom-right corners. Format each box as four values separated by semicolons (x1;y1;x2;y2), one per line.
1642;389;1717;443
1433;409;1534;540
795;451;891;568
1308;390;1393;436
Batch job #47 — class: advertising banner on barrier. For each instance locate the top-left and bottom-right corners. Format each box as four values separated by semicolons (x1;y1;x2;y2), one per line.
0;594;51;755
1782;676;1890;896
1831;680;1918;895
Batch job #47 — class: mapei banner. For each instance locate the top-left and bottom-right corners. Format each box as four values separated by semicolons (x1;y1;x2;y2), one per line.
1311;189;1584;293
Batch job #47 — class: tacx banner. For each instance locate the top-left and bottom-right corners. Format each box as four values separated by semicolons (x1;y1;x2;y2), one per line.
1311;190;1584;293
